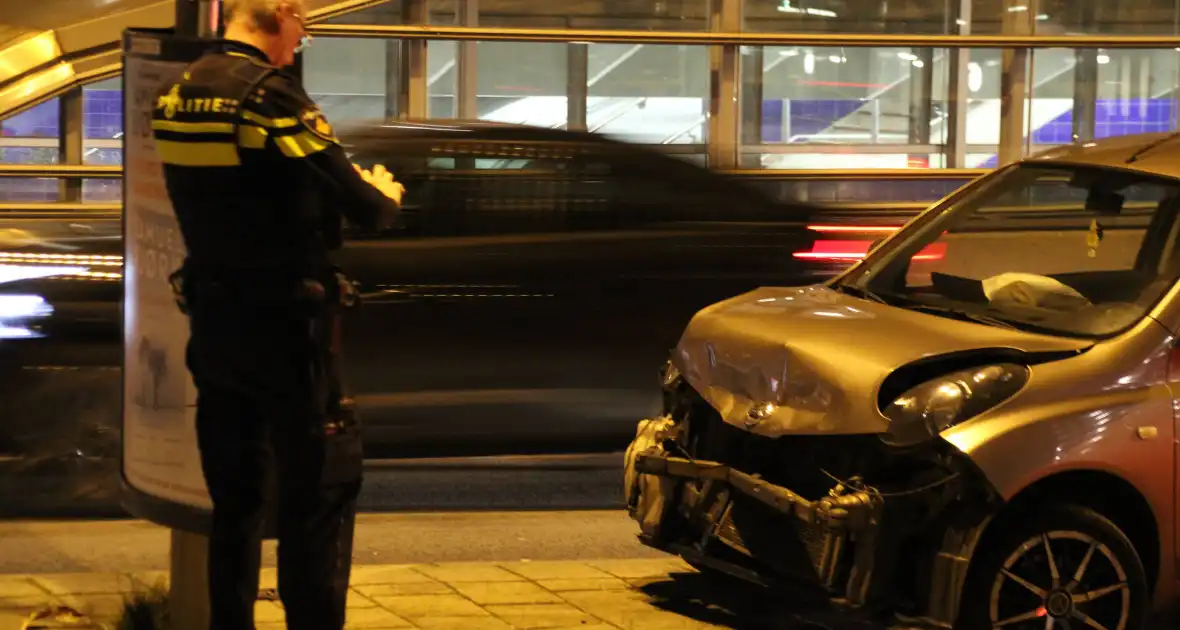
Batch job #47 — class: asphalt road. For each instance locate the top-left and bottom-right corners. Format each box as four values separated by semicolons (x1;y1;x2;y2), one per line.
0;453;628;517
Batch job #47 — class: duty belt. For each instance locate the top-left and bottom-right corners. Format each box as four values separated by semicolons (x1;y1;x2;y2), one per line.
168;266;361;315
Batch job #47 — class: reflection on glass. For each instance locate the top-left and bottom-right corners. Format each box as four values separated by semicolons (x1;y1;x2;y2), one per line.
428;0;709;30
474;42;568;128
744;0;1180;35
83;78;121;141
305;37;396;122
429;41;457;118
0;93;58;202
1022;48;1180;158
745;0;954;34
587;44;708;145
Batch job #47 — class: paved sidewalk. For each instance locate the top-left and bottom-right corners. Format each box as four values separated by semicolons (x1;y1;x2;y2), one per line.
0;557;825;630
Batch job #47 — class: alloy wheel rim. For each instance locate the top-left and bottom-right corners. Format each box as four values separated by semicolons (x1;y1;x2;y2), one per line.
987;530;1131;630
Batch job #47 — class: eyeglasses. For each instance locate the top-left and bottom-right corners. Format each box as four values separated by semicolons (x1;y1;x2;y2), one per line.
289;8;312;53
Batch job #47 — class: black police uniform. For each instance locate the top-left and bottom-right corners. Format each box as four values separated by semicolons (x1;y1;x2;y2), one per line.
148;40;399;630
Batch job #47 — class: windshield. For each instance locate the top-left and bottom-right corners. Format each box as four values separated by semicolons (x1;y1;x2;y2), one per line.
836;163;1180;339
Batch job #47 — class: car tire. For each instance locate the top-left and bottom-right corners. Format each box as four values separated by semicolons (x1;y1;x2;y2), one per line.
955;503;1149;630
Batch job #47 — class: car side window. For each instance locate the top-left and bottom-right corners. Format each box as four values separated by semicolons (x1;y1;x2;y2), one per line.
413;142;586;236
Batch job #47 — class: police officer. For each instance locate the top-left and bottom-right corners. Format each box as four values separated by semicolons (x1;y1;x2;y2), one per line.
148;1;403;628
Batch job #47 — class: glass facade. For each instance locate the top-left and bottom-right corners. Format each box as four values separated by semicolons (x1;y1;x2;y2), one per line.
2;0;1180;203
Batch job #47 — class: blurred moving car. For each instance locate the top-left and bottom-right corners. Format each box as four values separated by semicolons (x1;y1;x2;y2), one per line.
623;132;1180;628
0;120;870;462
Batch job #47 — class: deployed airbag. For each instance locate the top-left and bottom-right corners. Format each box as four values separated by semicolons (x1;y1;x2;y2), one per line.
981;272;1092;311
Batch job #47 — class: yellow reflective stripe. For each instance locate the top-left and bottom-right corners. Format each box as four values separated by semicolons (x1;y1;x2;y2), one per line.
242;110;299;128
151;120;235;134
237;125;268;149
274;131;332;158
155;140;240;166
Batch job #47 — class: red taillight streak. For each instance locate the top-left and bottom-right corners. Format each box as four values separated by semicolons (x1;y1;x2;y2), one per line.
807;224;902;233
794;252;943;261
793;252;867;259
794;239;945;261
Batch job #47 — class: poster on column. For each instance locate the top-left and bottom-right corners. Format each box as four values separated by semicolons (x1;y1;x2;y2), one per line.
121;29;213;518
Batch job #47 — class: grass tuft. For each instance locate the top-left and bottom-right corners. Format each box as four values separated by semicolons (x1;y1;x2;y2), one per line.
114;581;170;630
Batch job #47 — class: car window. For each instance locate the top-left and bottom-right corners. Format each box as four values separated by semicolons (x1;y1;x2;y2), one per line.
844;164;1180;338
350;141;756;235
426;157;561;170
416;142;601;235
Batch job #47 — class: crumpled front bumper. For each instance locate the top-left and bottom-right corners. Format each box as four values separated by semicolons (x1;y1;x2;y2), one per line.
623;416;679;539
622;414;892;604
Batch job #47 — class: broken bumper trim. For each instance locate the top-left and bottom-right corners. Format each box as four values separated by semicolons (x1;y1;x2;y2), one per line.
633;451;882;534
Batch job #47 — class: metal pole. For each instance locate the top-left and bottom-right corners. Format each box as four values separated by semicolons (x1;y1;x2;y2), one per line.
456;0;478;119
945;0;971;168
396;0;428;118
707;0;741;169
176;0;220;37
170;529;212;630
57;91;83;204
739;45;763;168
176;0;198;36
198;0;221;38
567;43;589;131
997;0;1035;166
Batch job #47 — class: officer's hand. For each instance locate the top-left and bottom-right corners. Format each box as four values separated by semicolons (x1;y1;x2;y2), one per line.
354;163;405;205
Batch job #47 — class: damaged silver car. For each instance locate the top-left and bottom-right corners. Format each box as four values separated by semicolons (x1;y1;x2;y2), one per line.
624;132;1180;629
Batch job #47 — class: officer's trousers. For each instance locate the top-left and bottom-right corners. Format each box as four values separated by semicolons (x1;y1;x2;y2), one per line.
185;294;361;630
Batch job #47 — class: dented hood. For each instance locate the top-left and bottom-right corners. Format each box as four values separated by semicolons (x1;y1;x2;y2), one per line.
672;285;1093;436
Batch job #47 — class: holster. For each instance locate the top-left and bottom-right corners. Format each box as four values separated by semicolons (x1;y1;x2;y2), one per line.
171;261;366;485
307;273;364;486
168;265;193;315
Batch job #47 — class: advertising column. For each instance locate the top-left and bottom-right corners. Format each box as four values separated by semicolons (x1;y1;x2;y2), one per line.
121;28;213;526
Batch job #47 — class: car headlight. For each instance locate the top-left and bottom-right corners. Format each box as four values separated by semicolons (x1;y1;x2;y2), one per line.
0;293;54;339
880;363;1029;448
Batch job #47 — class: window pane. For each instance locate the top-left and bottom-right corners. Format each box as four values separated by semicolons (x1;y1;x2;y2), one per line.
0;97;59;202
474;42;567;127
84;148;122;203
743;0;1180;35
320;2;404;25
83;78;123;203
0;147;58;202
1;99;59;138
1031;0;1179;36
429;0;709;30
304;37;397;121
84;78;122;140
588;44;708;146
744;46;1012;169
428;41;456;118
1019;47;1180;159
745;0;953;34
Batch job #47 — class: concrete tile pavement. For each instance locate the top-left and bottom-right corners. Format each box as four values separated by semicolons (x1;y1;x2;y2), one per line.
0;557;828;630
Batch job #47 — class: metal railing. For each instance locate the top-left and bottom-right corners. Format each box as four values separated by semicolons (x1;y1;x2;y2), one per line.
305;24;1180;49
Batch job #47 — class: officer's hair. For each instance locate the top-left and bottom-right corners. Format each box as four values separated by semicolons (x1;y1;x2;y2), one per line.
223;0;305;35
